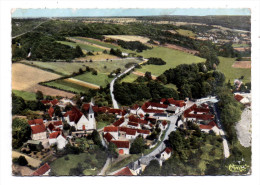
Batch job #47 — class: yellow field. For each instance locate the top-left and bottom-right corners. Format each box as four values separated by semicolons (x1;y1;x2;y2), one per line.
65;78;100;89
12;63;75;98
104;35;150;43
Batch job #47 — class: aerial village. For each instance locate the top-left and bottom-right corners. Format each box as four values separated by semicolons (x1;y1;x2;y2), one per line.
12;89;251;176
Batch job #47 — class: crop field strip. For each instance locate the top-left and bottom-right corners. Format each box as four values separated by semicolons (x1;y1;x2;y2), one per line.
57;41;104;52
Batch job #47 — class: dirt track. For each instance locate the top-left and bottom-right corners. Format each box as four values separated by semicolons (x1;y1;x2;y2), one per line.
232;61;251;69
65;78;100;89
163;44;199;55
132;71;157;80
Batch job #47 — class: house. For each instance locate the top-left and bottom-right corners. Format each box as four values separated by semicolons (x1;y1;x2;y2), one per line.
104;132;114;142
32;163;51;176
153;113;169;120
28;119;44;126
56;134;68;150
113;117;126;127
64;106;96;131
31;124;47;140
113;167;133;176
159;120;168;130
161;98;186;113
127;121;141;129
128;161;142;175
234;93;251;105
160;147;172;161
199;121;220;135
183;104;214;123
111;140;130;154
48;131;61;146
48;107;54;118
104;126;119;140
53;120;63;129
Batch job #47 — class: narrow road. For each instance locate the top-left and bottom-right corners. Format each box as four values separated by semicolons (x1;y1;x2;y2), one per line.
110;65;136;109
98;157;111;176
12;20;49;39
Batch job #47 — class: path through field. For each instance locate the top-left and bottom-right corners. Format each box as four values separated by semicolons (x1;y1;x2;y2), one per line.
66;78;100;89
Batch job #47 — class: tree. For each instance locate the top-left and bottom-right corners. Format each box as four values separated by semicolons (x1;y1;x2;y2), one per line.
12;118;31;149
145;72;152;81
17;156;28;166
54;106;62;117
36;91;44;101
157;74;167;84
69;163;84;176
12;93;26;115
108;142;118;158
142;159;160;176
130;136;146;154
75;45;84;57
92;130;102;146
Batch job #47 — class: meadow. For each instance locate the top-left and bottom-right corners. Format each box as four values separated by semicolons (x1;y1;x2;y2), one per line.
43;79;90;94
73;72;112;87
176;29;196;37
12;90;37;101
217;57;251;83
57;41;103;52
137;46;206;76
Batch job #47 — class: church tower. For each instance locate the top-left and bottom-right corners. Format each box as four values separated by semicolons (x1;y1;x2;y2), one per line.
88;104;96;129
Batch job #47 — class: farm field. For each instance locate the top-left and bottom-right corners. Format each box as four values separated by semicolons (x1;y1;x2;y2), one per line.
72;37;121;49
232;61;251;69
120;73;139;83
176;29;196;37
104;35;150;43
12;63;74;97
232;43;250;48
29;59;139;76
43;79;91;94
73;72;112;87
137;46;205;76
217;57;251;83
12;90;37;101
57;41;103;52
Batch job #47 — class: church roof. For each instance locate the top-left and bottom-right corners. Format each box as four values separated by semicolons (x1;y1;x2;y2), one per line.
89;104;94;114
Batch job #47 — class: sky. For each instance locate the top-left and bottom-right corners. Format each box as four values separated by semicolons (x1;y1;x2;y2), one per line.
12;8;250;18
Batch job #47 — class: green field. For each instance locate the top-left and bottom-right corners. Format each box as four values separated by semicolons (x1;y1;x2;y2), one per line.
50;152;106;176
176;29;196;37
73;72;112;87
12;90;37;101
120;73;139;83
232;43;250;48
57;41;103;52
137;46;206;76
43;79;89;94
163;83;178;91
72;37;121;49
217;57;251;83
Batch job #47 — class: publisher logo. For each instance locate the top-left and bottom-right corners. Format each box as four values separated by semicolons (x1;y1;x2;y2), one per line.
228;164;249;173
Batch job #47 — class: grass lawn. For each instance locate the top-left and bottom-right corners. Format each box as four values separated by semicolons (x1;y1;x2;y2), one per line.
137;46;206;76
163;83;178;91
73;72;112;87
97;121;111;130
57;41;103;52
176;29;196;37
217;57;251;83
50;151;106;176
43;79;90;94
120;73;139;83
12;90;37;101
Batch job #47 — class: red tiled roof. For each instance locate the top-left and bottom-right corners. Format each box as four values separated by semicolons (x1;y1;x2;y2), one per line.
31;124;46;134
184;104;197;116
162;120;168;126
128;122;139;127
185;114;214;120
129;115;148;124
113;117;125;127
143;109;164;113
108;109;122;114
28;119;43;126
194;107;210;113
41;100;50;104
167;98;186;107
49;131;61;139
51;99;59;106
104;126;118;132
132;104;139;110
234;94;244;102
82;103;90;111
149;102;168;109
160;98;166;103
48;107;54;117
104;132;114;142
201;103;209;108
64;107;83;124
53;121;62;126
137;129;150;135
165;147;172;154
111;140;130;149
126;129;137;136
199;124;214;130
32;163;50;176
48;123;55;131
114;167;133;176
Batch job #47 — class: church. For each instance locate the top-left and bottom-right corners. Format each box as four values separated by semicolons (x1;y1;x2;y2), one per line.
64;104;96;130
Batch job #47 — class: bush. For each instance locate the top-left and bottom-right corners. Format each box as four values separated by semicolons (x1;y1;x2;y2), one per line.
17;156;28;166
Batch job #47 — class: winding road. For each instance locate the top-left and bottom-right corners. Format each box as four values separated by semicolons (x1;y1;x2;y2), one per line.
110;65;136;109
